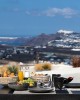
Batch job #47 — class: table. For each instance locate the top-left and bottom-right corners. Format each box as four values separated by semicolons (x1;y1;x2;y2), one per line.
0;84;80;100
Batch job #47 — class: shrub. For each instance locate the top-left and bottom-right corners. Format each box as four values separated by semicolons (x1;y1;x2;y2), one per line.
71;56;80;67
35;63;52;71
42;63;51;70
8;65;18;75
35;64;43;71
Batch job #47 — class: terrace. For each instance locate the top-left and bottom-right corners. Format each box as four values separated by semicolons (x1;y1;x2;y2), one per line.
0;57;80;100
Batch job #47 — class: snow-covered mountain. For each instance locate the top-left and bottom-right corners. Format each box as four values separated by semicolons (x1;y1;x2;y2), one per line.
48;30;80;49
57;29;73;34
24;29;80;49
0;30;80;48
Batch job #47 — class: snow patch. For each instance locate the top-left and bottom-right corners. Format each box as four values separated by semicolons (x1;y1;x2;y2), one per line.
58;29;73;34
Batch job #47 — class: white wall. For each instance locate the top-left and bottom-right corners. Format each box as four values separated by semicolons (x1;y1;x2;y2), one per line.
29;64;80;83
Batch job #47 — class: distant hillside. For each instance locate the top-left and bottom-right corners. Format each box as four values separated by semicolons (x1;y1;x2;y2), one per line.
0;37;28;46
25;30;80;48
0;44;12;50
48;30;80;48
25;33;60;46
0;30;80;48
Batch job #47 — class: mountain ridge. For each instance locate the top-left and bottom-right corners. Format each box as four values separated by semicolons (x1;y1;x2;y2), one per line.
0;30;80;47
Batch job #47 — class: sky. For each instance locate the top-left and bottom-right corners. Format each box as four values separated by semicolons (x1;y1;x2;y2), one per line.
0;0;80;37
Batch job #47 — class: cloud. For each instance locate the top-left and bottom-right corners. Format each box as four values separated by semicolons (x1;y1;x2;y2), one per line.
25;9;41;16
0;7;19;12
25;11;31;15
13;8;19;12
0;6;78;18
42;8;78;18
25;7;78;18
